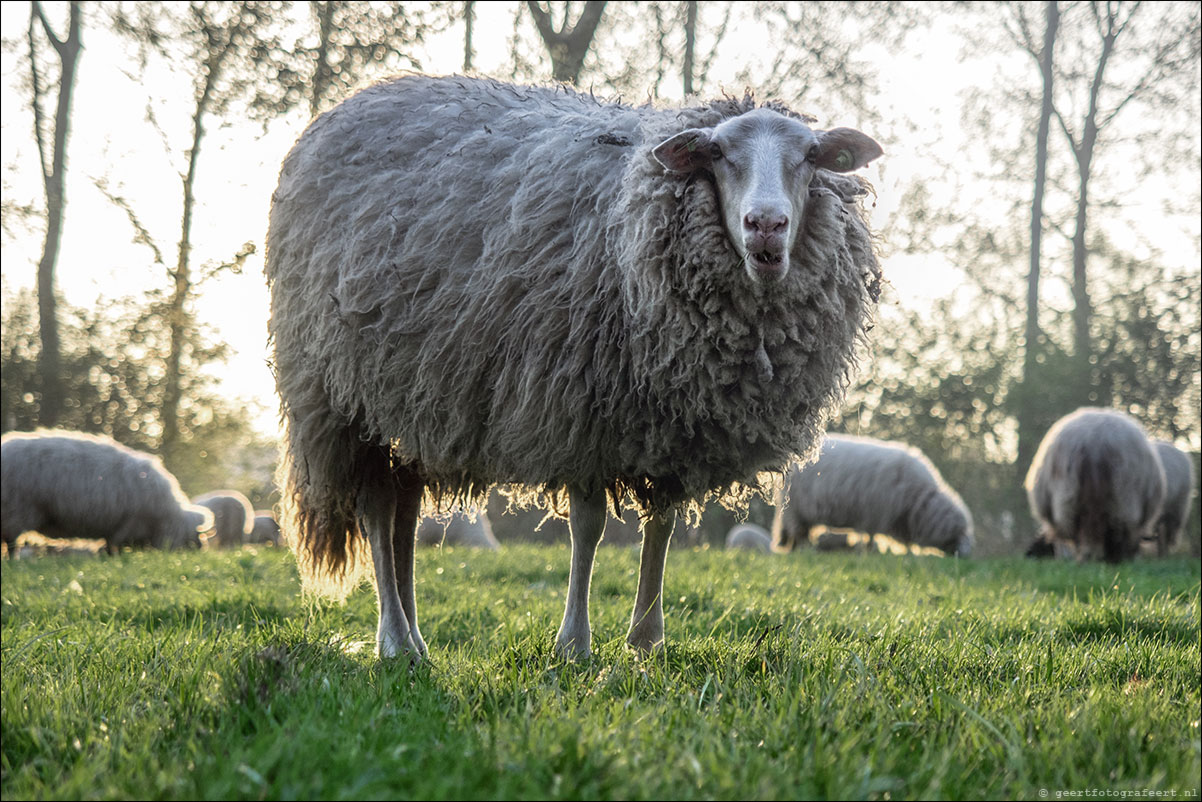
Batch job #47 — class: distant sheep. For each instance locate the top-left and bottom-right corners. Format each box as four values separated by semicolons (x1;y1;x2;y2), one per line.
1;430;211;556
267;75;882;660
1025;408;1165;563
771;434;973;556
416;510;500;550
249;511;283;546
193;490;255;548
725;523;772;553
1149;440;1195;557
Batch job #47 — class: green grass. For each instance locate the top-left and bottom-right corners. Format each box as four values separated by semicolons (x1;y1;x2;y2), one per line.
2;545;1199;800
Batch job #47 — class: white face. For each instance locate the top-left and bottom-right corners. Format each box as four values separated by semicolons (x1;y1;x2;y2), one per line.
706;110;818;282
652;108;882;284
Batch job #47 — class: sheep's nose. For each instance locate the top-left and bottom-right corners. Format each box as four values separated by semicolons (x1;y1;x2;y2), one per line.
744;210;788;234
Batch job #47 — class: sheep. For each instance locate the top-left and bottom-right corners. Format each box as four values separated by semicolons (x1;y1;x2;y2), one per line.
416;510;500;550
266;74;883;661
193;490;255;548
1024;408;1166;563
1;429;212;556
770;434;974;556
725;523;773;553
1149;440;1195;557
249;511;283;546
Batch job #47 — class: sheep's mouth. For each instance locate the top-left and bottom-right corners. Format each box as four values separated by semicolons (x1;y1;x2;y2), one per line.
747;249;786;278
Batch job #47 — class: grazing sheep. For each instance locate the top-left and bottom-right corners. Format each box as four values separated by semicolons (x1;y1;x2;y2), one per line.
267;75;883;660
725;523;773;553
1149;440;1195;557
1;430;211;556
193;490;255;548
249;511;283;546
416;510;500;550
1024;408;1165;563
771;434;974;556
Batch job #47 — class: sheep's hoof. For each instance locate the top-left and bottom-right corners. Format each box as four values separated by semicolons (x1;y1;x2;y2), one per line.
553;633;592;661
377;632;423;663
625;630;665;655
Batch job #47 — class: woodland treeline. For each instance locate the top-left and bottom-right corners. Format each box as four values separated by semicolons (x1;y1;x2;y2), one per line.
2;1;1199;549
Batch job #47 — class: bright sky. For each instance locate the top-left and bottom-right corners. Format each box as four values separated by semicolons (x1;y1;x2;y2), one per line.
2;3;1198;437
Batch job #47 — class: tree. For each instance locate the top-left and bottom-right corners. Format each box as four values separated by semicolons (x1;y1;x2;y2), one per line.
108;1;282;469
1012;0;1060;473
26;0;82;428
525;1;606;85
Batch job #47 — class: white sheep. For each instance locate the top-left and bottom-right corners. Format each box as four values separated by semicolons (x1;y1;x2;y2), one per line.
771;434;974;556
1;430;212;556
724;523;773;553
249;511;283;546
266;75;882;660
1149;440;1195;557
1025;408;1166;563
193;490;255;549
416;510;500;550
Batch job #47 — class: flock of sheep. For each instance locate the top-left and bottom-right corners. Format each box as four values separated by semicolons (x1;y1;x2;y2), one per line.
1;76;1196;663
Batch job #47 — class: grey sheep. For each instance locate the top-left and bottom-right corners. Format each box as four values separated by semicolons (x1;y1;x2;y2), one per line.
1;430;211;556
249;511;283;546
193;490;255;549
1149;440;1195;557
416;510;500;550
1025;408;1165;563
771;434;974;556
725;523;772;553
266;75;882;660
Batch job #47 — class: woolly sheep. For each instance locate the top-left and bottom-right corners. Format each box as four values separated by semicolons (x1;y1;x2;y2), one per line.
1149;440;1195;557
725;523;773;553
267;74;883;660
249;511;283;546
193;490;255;549
1;430;211;556
771;434;974;556
416;510;500;550
1024;408;1165;563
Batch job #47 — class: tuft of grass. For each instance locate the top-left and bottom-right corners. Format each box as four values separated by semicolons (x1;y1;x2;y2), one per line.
3;545;1199;800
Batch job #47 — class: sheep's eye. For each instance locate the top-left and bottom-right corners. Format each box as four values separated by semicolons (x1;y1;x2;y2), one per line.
834;149;854;170
710;142;724;161
806;144;818;164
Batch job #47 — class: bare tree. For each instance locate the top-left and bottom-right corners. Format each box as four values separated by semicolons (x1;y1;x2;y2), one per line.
464;1;475;72
525;0;606;85
26;1;82;428
1012;1;1060;473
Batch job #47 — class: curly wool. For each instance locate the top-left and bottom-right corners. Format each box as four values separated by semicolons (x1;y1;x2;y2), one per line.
267;75;881;591
0;429;211;553
771;434;973;555
1025;408;1166;563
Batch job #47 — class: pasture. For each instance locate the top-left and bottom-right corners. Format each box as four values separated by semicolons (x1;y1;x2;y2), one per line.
2;544;1198;800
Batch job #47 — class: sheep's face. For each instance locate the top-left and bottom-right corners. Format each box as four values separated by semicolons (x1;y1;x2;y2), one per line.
168;507;213;550
653;108;882;283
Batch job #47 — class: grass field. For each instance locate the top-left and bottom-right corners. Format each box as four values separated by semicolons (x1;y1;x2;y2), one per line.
2;544;1199;800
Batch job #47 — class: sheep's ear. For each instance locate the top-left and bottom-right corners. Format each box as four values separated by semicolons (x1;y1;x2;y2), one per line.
652;128;715;173
813;127;883;172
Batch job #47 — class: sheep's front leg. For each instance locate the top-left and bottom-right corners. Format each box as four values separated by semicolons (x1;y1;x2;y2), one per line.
359;472;421;660
391;469;427;656
554;487;606;660
626;512;675;653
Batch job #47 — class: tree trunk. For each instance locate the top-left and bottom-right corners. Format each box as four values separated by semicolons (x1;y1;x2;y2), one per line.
311;1;335;119
682;0;697;96
525;0;606;85
31;1;82;428
1017;0;1058;475
464;1;475;72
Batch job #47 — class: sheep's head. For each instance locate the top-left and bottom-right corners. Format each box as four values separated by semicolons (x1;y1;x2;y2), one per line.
652;108;881;283
170;506;214;550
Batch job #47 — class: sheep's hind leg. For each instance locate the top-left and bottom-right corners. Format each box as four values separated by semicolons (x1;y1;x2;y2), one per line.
554;488;606;660
359;469;421;660
626;512;675;653
391;467;427;656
